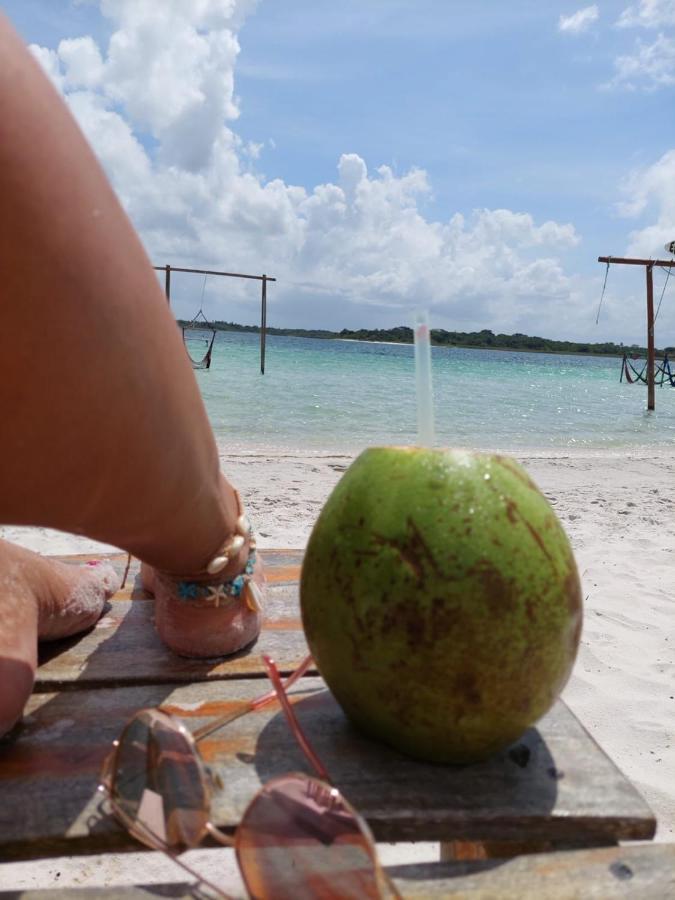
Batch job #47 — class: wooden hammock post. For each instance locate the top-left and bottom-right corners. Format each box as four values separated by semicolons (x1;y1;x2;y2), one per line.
260;274;267;375
646;262;655;411
598;255;675;411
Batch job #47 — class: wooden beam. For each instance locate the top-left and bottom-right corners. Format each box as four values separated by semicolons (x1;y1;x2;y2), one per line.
153;265;276;282
598;256;675;268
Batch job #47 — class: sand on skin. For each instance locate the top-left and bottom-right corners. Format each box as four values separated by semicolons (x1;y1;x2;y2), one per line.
0;447;673;891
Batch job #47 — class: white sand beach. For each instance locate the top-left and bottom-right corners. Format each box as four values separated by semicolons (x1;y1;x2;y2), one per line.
1;446;674;890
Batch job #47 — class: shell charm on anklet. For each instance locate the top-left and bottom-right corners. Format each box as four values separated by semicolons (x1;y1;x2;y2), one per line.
206;503;253;575
244;580;264;613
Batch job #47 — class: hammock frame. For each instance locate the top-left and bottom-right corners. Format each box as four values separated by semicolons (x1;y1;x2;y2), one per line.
154;263;275;375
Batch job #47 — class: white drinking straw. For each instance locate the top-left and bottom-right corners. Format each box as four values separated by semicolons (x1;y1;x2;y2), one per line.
414;310;435;446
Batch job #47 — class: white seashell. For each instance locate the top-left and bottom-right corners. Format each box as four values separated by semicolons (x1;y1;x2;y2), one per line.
236;514;251;535
245;580;264;613
225;534;245;556
206;554;229;575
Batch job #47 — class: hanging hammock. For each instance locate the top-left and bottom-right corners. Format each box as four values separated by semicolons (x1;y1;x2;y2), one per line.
620;353;675;387
659;354;675;387
182;275;217;370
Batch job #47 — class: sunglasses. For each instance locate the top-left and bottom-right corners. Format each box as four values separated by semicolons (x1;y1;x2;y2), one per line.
98;653;401;900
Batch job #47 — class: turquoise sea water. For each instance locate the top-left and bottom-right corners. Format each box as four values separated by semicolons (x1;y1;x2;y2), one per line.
187;330;675;453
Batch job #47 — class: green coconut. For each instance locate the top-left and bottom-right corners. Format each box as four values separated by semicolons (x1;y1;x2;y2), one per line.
300;447;582;764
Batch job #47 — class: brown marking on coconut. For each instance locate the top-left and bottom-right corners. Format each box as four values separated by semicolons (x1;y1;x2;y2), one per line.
369;518;442;584
504;498;519;524
406;518;444;576
502;495;556;567
467;560;516;615
493;455;540;492
523;520;554;566
453;671;482;707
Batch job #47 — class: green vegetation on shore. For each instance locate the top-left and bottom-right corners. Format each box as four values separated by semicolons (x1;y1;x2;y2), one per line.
182;320;669;358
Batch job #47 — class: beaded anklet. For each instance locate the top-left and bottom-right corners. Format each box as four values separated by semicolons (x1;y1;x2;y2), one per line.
176;546;263;612
174;492;262;613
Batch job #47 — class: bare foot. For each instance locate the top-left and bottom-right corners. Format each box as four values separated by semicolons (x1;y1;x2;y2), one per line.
141;554;265;658
0;540;119;737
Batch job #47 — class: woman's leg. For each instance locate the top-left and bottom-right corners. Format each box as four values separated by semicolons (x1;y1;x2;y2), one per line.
0;15;260;734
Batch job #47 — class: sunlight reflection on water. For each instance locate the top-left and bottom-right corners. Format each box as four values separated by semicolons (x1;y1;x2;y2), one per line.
193;331;675;453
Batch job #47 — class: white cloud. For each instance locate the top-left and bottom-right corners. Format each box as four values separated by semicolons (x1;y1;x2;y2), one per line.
58;37;104;89
607;33;675;88
616;153;675;362
619;150;675;255
609;1;675;90
618;0;675;28
29;0;585;337
558;5;599;34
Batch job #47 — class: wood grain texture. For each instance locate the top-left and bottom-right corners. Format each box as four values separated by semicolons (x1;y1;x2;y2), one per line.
0;549;655;867
1;844;673;899
0;676;654;859
35;552;310;689
391;843;675;898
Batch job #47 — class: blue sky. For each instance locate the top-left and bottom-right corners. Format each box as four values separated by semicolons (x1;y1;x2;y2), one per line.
4;1;675;343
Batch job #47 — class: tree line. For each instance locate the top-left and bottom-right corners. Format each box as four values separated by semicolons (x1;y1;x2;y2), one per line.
182;320;671;358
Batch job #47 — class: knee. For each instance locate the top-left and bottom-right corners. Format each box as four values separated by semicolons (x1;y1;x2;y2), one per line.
0;657;35;737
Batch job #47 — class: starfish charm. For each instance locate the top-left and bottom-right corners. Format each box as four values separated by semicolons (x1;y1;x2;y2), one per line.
205;584;231;607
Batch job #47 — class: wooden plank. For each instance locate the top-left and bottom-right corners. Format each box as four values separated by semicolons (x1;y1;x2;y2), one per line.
1;844;674;899
391;843;675;898
35;552;309;689
0;677;654;859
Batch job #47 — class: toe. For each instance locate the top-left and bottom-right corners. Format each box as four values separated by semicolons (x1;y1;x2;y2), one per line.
36;560;120;641
86;562;121;597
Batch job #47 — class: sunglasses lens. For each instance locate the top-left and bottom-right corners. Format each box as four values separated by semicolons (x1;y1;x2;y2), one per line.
111;710;209;851
236;774;388;900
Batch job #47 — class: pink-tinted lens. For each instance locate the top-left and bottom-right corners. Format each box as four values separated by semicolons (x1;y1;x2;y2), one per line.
236;773;391;900
110;709;210;851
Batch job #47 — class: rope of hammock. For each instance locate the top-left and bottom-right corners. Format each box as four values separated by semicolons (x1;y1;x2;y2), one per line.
654;264;673;323
596;257;611;325
182;274;217;370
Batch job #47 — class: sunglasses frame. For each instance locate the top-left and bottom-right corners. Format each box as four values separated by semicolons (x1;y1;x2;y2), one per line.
98;653;400;900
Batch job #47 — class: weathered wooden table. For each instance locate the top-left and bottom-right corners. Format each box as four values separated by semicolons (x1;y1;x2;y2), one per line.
0;551;668;899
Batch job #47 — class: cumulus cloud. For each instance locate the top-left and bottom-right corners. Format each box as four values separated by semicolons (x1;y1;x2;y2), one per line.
58;37;104;89
558;5;600;34
28;0;585;336
619;150;675;255
607;33;675;88
605;0;675;90
617;0;675;28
